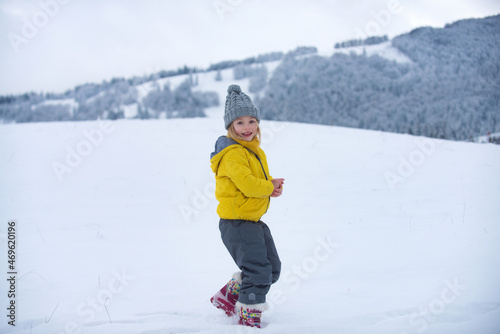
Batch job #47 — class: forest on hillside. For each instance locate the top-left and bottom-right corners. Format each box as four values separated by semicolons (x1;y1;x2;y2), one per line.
255;15;500;141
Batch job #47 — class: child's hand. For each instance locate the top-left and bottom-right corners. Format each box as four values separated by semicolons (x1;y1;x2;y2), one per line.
271;178;285;197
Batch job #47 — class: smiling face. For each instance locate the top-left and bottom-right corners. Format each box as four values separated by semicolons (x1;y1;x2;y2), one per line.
231;116;259;142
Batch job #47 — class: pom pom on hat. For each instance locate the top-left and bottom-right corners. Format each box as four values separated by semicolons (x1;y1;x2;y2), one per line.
224;84;260;129
227;84;242;94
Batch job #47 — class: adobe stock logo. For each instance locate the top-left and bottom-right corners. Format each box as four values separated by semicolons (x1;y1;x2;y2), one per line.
385;138;437;190
354;0;404;39
400;278;466;334
212;0;244;21
51;121;115;182
7;0;72;53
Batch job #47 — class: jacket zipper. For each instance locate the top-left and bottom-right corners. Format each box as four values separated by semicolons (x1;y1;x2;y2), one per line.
245;148;271;213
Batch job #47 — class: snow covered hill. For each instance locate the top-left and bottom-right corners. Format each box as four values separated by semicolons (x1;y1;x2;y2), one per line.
1;112;500;333
2;38;411;124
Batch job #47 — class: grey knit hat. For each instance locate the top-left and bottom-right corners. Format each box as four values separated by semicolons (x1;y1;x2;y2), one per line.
224;84;260;129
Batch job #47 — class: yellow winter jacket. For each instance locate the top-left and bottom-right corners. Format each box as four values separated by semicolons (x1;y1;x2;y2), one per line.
210;136;274;222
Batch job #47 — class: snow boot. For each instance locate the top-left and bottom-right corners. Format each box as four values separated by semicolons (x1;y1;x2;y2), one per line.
236;302;268;328
210;272;242;316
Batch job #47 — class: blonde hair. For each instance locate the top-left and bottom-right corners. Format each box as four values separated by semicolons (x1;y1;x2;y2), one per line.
227;121;261;143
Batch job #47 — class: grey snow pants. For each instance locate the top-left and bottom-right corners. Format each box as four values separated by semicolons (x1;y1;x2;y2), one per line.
219;219;281;305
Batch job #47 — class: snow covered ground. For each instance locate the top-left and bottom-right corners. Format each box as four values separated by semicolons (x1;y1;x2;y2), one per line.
1;111;500;333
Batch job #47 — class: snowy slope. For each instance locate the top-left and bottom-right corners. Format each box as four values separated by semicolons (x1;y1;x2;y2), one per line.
1;112;500;333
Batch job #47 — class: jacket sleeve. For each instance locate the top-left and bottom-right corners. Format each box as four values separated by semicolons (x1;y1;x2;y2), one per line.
224;149;274;198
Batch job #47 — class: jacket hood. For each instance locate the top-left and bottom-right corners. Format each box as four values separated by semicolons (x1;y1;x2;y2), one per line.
210;136;239;173
210;135;263;173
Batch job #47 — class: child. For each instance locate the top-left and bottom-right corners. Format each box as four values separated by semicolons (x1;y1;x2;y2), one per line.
210;84;284;328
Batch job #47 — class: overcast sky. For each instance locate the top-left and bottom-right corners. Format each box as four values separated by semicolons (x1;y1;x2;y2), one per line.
1;0;499;95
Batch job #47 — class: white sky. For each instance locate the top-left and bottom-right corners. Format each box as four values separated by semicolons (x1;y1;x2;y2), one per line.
1;0;499;95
